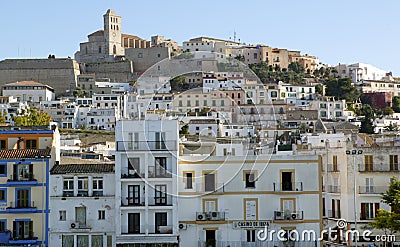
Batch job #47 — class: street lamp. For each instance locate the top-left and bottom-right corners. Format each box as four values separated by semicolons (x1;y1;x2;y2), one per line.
346;149;363;247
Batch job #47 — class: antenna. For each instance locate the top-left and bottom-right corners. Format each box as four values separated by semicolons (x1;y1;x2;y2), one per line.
233;30;236;43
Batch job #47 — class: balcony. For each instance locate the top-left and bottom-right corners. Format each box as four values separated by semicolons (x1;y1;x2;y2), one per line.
196;211;225;221
148;166;172;178
0;232;11;243
274;211;303;221
273;182;303;192
6;175;38;186
121;225;174;235
328;210;341;219
9;233;38;245
116;141;177;151
6;201;37;213
326;185;340;193
121;196;145;207
148;195;173;206
121;172;145;179
359;186;388;194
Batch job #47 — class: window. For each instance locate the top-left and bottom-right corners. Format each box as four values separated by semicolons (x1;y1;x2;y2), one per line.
245;199;258;220
63;178;74;197
0;189;6;202
204;172;215;192
247;229;256;242
332;156;338;172
212;100;216;106
155;212;167;233
155;185;167;205
203;100;207;106
221;100;224;106
0;220;5;232
366;178;374;193
77;235;88;247
75;207;86;226
244;171;256;188
128;185;140;205
93;178;103;196
0;164;6;177
59;210;66;221
390;155;398;171
25;140;37;149
0;140;6;150
77;177;88;196
128;213;140;234
128;158;140;177
92;235;103;247
98;210;105;220
13;163;33;181
13;220;33;239
154;157;167;177
184;172;193;189
187;100;191;107
365;155;374;171
271;91;278;98
16;189;30;208
361;203;379;220
281;171;293;191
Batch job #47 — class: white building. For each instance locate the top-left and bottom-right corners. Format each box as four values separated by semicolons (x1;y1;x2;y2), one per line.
335;63;387;82
49;162;116;247
188;118;220;137
307;96;347;120
178;155;322;247
115;120;179;246
2;81;55;104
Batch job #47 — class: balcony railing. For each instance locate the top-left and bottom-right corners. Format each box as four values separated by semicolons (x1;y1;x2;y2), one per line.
274;211;303;220
6;201;36;213
328;210;341;218
196;211;225;221
121;172;145;179
358;186;388;194
8;174;36;182
148;195;173;206
327;185;340;193
273;182;303;192
121;197;145;207
148;166;172;178
116;141;177;151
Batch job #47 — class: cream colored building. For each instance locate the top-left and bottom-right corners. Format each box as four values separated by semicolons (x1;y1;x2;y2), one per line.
178;154;322;247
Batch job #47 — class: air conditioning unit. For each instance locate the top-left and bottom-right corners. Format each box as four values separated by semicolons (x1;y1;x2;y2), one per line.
291;213;298;220
210;212;219;221
197;213;207;221
178;223;187;230
70;222;80;229
274;211;285;220
158;225;172;234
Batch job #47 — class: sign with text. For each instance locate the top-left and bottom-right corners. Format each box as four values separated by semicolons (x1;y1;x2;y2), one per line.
233;220;270;229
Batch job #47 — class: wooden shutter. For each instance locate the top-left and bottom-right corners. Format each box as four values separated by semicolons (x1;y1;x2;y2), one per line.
29;221;33;238
361;203;366;220
331;199;335;218
374;203;380;217
337;200;341;218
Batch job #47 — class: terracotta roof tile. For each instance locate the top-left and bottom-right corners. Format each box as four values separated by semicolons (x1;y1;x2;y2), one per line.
0;149;51;159
50;164;115;174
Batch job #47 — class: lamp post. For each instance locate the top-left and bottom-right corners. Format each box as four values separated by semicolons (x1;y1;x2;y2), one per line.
346;149;363;247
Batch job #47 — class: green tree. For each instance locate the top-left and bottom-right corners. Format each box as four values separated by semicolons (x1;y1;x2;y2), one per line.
12;108;52;126
370;177;400;236
359;104;375;134
73;87;89;98
288;62;304;74
234;55;245;62
170;75;186;91
315;84;324;95
179;125;189;135
382;106;394;116
325;78;360;102
0;110;6;124
393;96;400;113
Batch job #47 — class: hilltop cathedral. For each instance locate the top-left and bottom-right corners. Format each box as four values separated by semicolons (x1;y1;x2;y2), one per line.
74;9;150;63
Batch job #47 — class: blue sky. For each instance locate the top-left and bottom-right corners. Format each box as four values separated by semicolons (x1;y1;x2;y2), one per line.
1;1;399;75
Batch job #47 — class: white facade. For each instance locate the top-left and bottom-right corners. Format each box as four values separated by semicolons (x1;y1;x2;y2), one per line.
188;119;220;137
49;164;116;247
3;81;55;103
115;120;179;246
307;97;346;120
221;124;255;138
178;155;322;247
336;63;387;82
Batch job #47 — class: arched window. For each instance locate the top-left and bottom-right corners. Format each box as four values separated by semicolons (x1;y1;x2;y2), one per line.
113;45;116;54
